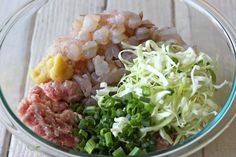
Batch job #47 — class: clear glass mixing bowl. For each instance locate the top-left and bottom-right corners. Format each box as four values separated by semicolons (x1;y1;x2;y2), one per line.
0;0;235;156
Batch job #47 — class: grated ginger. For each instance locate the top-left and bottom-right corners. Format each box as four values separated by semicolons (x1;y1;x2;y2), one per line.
31;53;74;84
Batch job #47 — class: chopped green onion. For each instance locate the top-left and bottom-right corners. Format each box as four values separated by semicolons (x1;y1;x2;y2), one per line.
93;112;100;120
83;106;97;115
98;95;115;110
140;96;150;103
112;147;126;156
78;119;87;129
76;139;86;152
104;132;113;147
126;102;139;115
116;108;126;117
142;86;151;96
122;124;134;137
141;119;151;127
130;113;142;126
111;109;117;118
84;138;96;154
85;116;96;126
79;129;88;139
125;143;135;152
144;103;155;113
100;128;109;136
128;147;142;156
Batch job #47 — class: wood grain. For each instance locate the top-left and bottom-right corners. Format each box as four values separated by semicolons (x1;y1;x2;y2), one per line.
8;135;49;157
0;124;11;157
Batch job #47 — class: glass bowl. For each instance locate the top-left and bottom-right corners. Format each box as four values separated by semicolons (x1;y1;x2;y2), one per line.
0;0;235;156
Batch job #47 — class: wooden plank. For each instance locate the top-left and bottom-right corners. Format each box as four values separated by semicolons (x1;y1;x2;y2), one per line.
0;0;33;157
0;123;11;157
203;119;236;157
106;0;173;28
8;135;49;157
8;0;106;157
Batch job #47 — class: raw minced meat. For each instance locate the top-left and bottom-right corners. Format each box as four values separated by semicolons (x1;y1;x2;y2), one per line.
40;80;83;102
18;81;82;147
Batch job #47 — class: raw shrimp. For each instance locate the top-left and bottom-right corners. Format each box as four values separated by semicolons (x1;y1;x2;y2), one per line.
49;36;83;61
82;41;98;59
82;15;100;32
93;26;110;45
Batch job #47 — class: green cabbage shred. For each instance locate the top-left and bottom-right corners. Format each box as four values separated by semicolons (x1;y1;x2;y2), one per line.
96;40;227;145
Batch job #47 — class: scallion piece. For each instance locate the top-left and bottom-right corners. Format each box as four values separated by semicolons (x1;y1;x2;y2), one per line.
100;128;108;136
116;108;125;117
142;86;151;96
79;119;87;129
130;113;142;126
112;147;126;156
83;106;97;115
79;129;88;139
128;147;142;156
84;138;96;154
104;132;113;147
99;95;115;109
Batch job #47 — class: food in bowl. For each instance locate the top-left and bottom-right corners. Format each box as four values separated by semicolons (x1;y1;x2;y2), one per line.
17;10;227;156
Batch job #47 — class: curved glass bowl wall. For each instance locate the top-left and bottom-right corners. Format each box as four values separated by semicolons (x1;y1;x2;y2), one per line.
0;0;235;156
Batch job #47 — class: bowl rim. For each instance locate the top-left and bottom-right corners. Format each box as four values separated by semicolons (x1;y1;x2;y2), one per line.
0;0;236;157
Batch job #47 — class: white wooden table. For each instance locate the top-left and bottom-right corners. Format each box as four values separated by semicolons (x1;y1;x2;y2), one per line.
0;0;236;157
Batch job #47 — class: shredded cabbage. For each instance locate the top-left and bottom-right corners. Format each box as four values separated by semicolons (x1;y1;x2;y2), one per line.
96;40;227;145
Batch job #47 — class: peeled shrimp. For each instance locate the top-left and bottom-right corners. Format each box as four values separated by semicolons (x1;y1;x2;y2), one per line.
82;15;100;32
72;16;84;35
82;41;98;59
93;55;110;77
75;30;92;42
48;36;83;61
127;12;142;29
62;39;83;61
135;27;151;40
93;26;110;45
